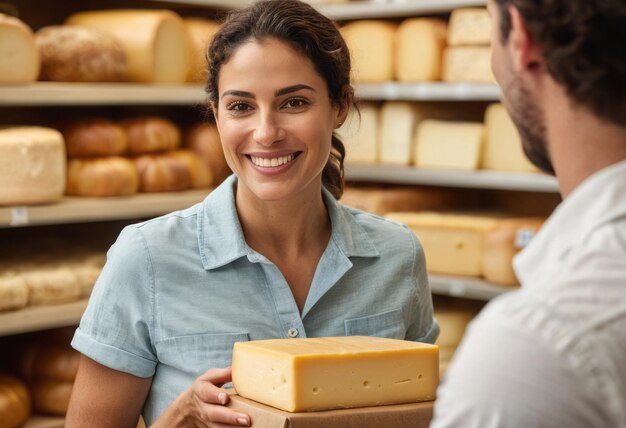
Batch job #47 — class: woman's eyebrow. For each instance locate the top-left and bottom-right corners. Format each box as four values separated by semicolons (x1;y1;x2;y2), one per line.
221;89;255;99
275;84;315;96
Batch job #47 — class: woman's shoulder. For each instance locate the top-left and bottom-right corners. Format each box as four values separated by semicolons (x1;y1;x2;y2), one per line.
339;204;419;249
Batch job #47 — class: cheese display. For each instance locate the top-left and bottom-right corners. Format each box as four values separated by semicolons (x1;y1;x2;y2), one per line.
134;154;191;192
0;373;30;428
447;8;492;46
442;46;494;83
185;18;220;83
414;120;484;170
66;10;191;83
36;25;127;82
338;102;380;165
483;103;539;172
66;157;139;197
63;119;128;157
340;21;396;83
0;14;40;84
0;127;66;205
122;117;181;154
396;19;447;82
185;123;231;183
380;101;418;165
232;336;438;412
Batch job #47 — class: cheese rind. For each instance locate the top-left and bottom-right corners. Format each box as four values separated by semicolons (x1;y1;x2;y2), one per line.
447;8;492;46
232;336;439;412
442;46;494;83
339;102;380;165
380;101;418;165
0;14;40;84
414;120;484;170
396;19;447;82
341;21;396;82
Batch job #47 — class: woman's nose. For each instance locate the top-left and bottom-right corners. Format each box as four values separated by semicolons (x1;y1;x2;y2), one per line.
253;111;284;146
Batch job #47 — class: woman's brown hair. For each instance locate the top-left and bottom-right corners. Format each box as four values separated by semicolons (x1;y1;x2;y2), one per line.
206;0;354;199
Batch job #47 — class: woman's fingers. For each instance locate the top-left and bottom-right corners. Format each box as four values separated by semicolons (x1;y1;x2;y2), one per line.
199;401;250;427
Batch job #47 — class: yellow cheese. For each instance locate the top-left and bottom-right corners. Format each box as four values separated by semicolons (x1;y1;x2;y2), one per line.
396;19;447;82
66;10;191;83
340;102;380;165
414;120;484;170
0;127;66;205
0;14;40;84
482;103;539;172
184;18;220;83
442;46;494;83
341;21;396;83
380;101;419;165
232;336;439;412
447;8;492;46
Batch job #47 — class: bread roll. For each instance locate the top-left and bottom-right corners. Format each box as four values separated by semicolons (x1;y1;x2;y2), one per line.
63;119;128;157
31;379;72;416
36;25;127;82
0;14;40;83
167;149;213;188
122;117;181;155
134;154;190;192
0;273;28;312
32;346;80;382
66;157;139;197
0;373;30;428
185;18;220;83
185;123;231;183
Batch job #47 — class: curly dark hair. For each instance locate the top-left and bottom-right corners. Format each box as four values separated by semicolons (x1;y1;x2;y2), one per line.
206;0;354;199
493;0;626;126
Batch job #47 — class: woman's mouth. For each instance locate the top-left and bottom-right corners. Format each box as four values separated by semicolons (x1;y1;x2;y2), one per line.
248;152;301;168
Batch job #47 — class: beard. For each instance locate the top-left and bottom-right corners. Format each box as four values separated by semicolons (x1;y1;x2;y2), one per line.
504;76;555;175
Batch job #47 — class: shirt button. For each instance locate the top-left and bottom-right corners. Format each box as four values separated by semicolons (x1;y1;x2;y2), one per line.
288;328;299;338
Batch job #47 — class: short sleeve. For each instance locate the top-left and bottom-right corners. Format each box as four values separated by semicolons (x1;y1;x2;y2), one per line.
72;225;157;378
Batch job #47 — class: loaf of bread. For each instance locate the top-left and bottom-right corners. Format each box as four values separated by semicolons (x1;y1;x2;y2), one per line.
396;19;447;82
122;117;181;155
134;154;191;192
66;10;191;83
36;25;127;82
185;123;231;183
0;14;40;83
0;273;28;312
63;119;128;157
0;127;66;205
66;157;139;197
167;149;213;188
340;20;396;82
0;373;31;428
22;266;81;306
31;379;73;416
185;18;220;83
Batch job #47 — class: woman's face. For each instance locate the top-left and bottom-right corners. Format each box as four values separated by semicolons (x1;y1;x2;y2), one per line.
214;37;344;203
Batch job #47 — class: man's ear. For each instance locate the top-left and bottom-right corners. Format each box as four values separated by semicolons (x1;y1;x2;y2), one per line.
508;5;543;73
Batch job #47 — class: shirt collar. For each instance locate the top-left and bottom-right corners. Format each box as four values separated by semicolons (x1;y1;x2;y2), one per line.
514;159;626;287
198;176;379;270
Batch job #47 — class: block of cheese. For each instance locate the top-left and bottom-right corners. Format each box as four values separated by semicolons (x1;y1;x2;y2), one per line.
0;14;40;83
447;8;492;46
380;101;419;165
396;19;447;82
339;102;380;165
232;336;439;412
0;127;66;205
442;46;494;83
482;103;539;172
385;212;499;276
414;120;484;170
185;18;220;83
66;10;191;83
341;21;396;83
434;300;480;348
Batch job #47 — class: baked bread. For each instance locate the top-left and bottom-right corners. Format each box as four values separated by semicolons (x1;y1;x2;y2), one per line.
167;149;213;188
122;117;181;154
36;25;127;82
185;18;220;83
134;154;191;192
185;123;231;183
31;379;72;416
0;373;31;428
66;156;139;197
0;273;28;312
0;14;40;83
63;119;128;157
22;266;81;306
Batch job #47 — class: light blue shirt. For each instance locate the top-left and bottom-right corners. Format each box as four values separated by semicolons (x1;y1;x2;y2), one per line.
72;175;438;425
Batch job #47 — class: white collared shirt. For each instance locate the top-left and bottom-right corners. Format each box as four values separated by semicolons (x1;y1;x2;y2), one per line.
431;160;626;428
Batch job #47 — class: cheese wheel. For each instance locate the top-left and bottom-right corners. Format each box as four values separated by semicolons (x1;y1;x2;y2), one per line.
185;18;220;83
341;21;396;83
380;101;418;165
442;46;495;83
0;14;39;83
66;10;191;83
0;273;28;312
338;102;380;165
0;127;66;205
31;380;72;416
0;373;31;428
63;119;128;157
134;154;191;192
167;149;213;189
396;19;447;82
185;123;231;183
66;157;139;197
414;120;484;170
122;117;181;155
447;8;492;46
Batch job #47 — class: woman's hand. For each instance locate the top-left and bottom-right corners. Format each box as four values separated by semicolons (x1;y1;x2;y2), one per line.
151;367;250;427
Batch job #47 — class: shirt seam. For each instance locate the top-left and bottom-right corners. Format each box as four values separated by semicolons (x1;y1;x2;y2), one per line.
132;225;159;349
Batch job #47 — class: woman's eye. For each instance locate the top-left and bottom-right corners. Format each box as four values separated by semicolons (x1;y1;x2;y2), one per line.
227;101;251;112
284;98;308;108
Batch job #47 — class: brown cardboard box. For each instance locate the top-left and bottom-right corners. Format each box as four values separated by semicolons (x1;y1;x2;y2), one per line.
228;395;433;428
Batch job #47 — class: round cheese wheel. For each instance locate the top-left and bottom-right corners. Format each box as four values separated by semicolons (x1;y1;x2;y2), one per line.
0;14;39;83
66;156;139;197
340;20;396;83
0;373;31;428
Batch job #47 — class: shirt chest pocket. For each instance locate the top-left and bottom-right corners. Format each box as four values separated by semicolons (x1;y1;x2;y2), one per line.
344;308;406;339
155;332;249;377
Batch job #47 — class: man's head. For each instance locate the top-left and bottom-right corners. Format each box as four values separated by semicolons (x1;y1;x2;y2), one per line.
488;0;626;174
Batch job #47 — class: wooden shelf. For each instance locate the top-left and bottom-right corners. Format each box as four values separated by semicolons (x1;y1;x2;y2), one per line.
0;189;210;228
0;299;87;337
345;165;559;192
430;275;512;300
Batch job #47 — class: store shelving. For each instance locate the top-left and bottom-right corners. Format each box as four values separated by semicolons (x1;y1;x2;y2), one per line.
356;82;500;101
430;274;511;301
0;299;88;336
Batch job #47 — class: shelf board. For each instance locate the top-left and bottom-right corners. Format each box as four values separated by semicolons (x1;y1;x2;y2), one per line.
23;416;65;428
345;165;559;192
0;299;87;337
430;274;512;300
0;189;209;228
356;82;500;101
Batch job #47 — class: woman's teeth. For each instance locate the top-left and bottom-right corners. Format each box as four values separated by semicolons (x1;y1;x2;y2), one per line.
250;154;294;167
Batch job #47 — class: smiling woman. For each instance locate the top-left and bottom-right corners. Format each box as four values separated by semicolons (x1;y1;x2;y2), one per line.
64;1;439;428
